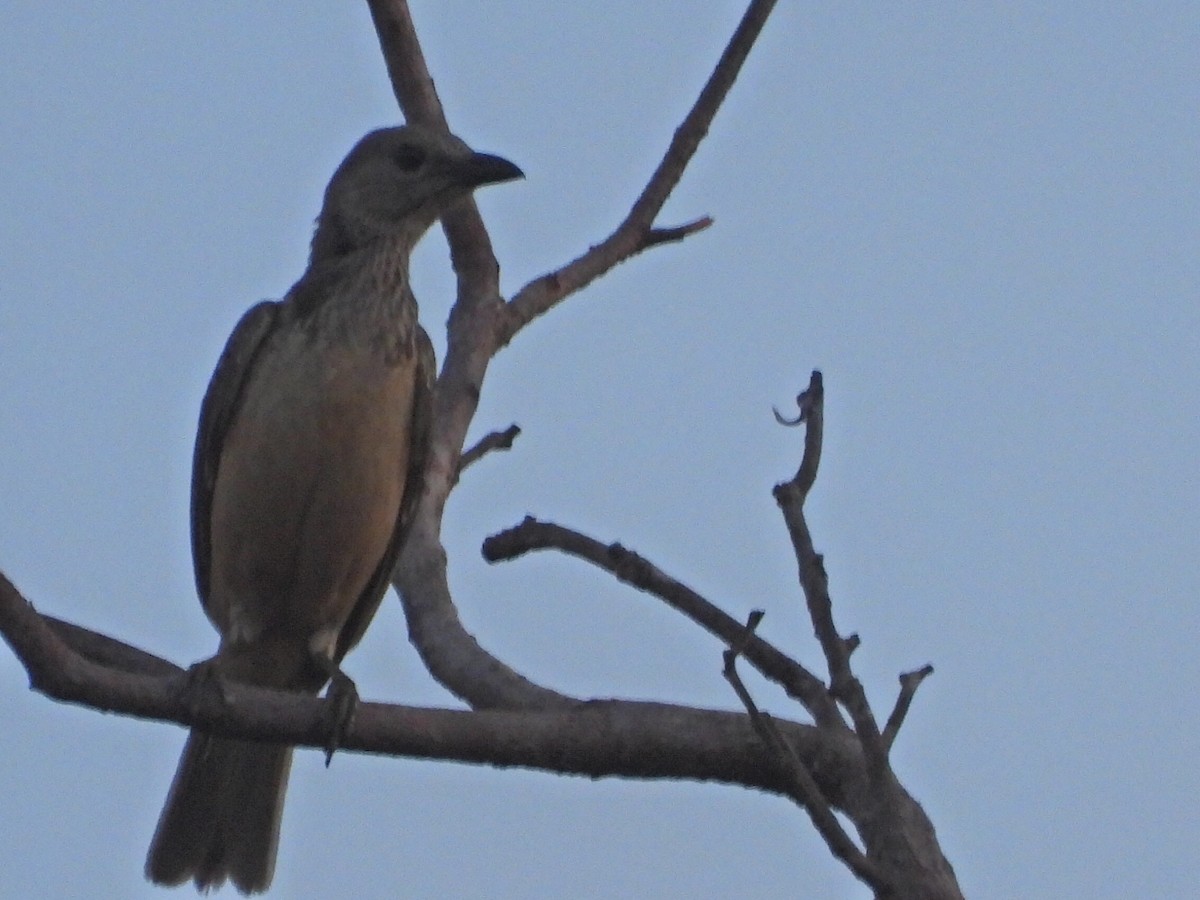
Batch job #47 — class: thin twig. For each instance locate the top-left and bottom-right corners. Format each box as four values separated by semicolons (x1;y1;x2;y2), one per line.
483;517;845;729
457;424;521;479
723;612;887;893
774;369;824;496
882;664;935;750
637;216;714;251
43;616;181;678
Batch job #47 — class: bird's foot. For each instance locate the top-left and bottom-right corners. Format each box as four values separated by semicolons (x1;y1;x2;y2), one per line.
308;653;359;766
174;657;230;720
322;668;359;767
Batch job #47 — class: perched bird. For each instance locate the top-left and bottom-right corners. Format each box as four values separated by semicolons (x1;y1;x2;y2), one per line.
145;125;522;894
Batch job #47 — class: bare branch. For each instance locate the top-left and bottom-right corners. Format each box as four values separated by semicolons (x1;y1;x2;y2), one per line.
1;5;964;895
723;613;886;894
366;0;501;310
8;573;933;889
366;0;571;710
499;0;781;347
482;516;845;730
457;424;521;480
774;369;824;495
637;216;714;251
882;664;935;750
769;388;960;893
773;372;890;783
367;0;507;503
365;0;447;130
1;569;870;799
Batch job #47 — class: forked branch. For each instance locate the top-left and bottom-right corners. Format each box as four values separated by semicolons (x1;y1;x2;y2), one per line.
723;612;885;893
500;0;780;347
483;516;844;730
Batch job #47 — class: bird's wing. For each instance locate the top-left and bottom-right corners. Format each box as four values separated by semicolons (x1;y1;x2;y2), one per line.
190;301;282;612
335;324;436;663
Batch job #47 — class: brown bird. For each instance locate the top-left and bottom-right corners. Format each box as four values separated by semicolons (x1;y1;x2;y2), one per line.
145;125;522;894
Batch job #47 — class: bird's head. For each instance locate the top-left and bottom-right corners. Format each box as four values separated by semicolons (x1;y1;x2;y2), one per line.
309;125;523;264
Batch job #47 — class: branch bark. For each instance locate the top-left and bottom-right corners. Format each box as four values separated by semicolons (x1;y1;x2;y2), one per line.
0;569;862;806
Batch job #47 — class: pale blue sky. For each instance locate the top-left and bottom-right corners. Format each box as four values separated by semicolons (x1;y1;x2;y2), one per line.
2;4;1197;898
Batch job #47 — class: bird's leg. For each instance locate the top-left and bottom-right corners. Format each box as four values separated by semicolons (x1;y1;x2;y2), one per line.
307;651;359;766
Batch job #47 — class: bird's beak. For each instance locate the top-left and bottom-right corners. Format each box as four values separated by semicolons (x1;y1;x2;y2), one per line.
455;152;524;189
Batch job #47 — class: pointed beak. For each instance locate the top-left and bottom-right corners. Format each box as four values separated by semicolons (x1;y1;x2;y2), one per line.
455;152;524;189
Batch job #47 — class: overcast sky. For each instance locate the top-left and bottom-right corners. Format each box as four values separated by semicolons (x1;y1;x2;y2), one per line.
2;3;1197;898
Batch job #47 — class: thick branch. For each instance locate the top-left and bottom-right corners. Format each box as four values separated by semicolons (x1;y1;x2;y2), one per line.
367;0;570;709
483;516;845;730
365;0;446;130
366;0;499;308
2;576;957;898
0;570;866;803
366;0;500;480
367;0;506;508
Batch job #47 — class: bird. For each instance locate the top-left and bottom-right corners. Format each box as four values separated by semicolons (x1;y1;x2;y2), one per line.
144;125;523;894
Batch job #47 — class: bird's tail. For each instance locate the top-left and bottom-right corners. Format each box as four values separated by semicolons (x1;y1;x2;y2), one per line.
145;731;293;895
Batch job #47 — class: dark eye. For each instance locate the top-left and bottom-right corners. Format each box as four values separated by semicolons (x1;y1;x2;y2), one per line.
393;144;426;172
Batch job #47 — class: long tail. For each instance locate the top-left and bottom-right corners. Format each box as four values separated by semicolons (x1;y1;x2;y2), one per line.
145;731;293;894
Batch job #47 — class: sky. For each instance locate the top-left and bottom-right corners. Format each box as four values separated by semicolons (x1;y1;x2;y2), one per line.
1;3;1197;898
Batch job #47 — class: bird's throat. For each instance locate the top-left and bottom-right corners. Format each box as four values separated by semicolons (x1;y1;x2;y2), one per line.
290;237;419;365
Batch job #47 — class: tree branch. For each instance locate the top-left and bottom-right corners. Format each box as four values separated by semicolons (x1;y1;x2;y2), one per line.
638;216;714;251
723;614;887;894
771;373;963;898
456;424;521;481
773;371;890;779
774;369;824;493
0;569;868;800
499;0;780;347
366;0;572;709
370;0;782;714
483;516;845;730
1;5;964;896
366;0;499;304
883;664;935;750
366;0;507;509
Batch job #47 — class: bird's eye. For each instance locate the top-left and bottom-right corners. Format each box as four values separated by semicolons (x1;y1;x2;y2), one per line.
393;145;426;172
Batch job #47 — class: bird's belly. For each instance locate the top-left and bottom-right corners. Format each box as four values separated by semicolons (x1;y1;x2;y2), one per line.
206;338;415;652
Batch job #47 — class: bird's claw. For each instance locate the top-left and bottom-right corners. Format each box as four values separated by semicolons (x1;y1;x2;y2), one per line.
321;667;359;767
